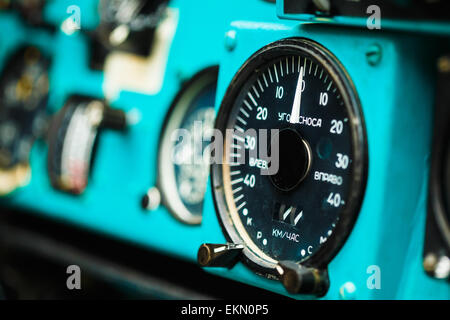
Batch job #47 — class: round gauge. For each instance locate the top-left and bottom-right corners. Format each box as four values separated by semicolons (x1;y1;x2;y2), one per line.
212;38;367;276
158;68;218;225
47;96;126;194
0;46;50;195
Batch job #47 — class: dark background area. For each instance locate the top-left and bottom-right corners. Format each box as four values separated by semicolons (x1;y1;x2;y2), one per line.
0;207;288;300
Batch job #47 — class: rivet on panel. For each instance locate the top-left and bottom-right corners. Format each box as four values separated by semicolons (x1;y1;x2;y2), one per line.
224;29;237;52
366;44;382;66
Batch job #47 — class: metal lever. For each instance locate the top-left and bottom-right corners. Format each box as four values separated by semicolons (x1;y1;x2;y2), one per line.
277;261;329;297
197;243;243;268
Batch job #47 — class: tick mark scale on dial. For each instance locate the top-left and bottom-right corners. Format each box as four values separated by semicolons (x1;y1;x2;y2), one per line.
268;69;274;83
243;100;253;111
230;153;241;158
232;186;243;194
248;92;257;106
303;57;306;75
263;74;269;87
273;64;279;82
235;125;244;133
327;81;333;91
237;116;247;125
285;57;289;75
309;59;313;74
257;79;264;92
323;75;328;83
235;194;244;202
231;178;243;185
240;108;250;118
252;86;260;98
230;170;241;176
291;56;294;73
279;61;283;77
231;143;241;150
236;201;247;211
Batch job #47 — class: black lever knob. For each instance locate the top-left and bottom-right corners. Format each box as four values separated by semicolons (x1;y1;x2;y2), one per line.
101;107;127;131
278;261;329;297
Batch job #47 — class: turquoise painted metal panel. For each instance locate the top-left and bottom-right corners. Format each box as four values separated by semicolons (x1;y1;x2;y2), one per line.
0;0;448;299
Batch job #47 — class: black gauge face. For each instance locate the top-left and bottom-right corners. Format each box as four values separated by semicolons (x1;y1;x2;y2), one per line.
0;46;49;170
212;38;367;274
47;97;106;194
159;68;217;225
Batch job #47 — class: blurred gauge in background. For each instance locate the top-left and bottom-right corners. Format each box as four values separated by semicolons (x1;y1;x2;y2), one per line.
154;67;218;225
47;96;127;195
0;46;50;196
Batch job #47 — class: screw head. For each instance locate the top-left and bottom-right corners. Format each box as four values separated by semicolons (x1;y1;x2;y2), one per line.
438;56;450;73
435;256;450;279
423;253;439;274
224;30;237;52
141;187;161;211
339;281;356;300
366;44;382;66
425;254;450;279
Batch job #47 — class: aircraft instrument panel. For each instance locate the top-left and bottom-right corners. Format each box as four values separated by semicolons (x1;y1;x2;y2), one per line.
0;0;449;302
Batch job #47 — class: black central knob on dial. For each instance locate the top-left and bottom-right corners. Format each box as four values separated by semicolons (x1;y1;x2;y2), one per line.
269;128;311;192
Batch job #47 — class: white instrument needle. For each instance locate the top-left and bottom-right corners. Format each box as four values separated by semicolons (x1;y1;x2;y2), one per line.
290;66;304;124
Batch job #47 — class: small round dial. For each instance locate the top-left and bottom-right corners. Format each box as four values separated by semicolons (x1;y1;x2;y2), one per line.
212;38;367;274
47;96;126;194
158;68;217;224
174;107;215;209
